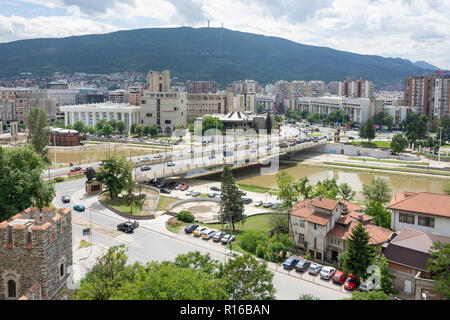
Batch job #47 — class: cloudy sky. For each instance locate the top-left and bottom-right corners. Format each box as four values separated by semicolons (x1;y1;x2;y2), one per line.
1;0;449;69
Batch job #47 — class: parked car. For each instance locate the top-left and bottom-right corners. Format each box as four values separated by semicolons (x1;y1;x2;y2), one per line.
263;202;273;208
167;162;175;167
308;263;323;275
117;221;136;233
70;166;83;172
348;136;355;140
242;197;253;204
312;137;319;142
210;186;221;191
271;203;281;210
332;271;347;284
160;188;171;194
185;190;193;196
320;266;336;280
220;234;236;244
254;200;263;207
180;184;189;191
294;259;311;273
344;274;358;291
202;229;216;240
191;191;201;197
288;141;296;146
184;224;199;234
193;226;207;237
61;196;70;203
212;231;226;242
168;181;178;189
279;142;288;148
359;280;375;292
208;192;218;198
140;166;151;171
174;184;182;190
140;156;150;162
73;204;85;212
153;154;163;158
282;257;300;270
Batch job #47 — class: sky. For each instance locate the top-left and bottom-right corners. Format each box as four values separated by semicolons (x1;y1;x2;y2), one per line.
1;0;449;69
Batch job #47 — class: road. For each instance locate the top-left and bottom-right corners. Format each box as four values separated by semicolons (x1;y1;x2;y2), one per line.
54;178;351;300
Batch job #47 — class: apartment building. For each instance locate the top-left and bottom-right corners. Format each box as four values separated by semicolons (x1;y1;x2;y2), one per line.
129;86;143;106
255;94;275;112
291;80;307;99
186;81;217;94
288;197;392;263
338;79;374;99
296;96;372;124
404;72;450;124
46;88;79;106
232;80;259;94
307;80;326;97
186;93;226;121
388;191;450;237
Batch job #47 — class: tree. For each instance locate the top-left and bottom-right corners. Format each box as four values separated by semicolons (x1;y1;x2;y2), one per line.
53;119;65;128
297;176;313;200
173;251;221;275
428;241;450;299
339;223;376;281
299;294;320;300
86;126;96;134
444;181;450;195
101;123;114;135
202;116;224;134
149;124;158;137
95;155;133;199
391;133;408;154
377;254;395;295
134;124;143;136
73;120;85;133
219;254;276;300
348;290;388;300
108;119;117;131
269;214;289;234
142;125;151;136
26;107;51;158
265;112;272;134
364;201;391;229
219;166;246;231
437;115;450;144
405;113;428;146
276;171;300;211
362;177;392;204
0;146;55;221
130;123;137;134
95;119;107;132
338;183;356;201
176;210;195;223
313;178;340;200
359;118;375;141
116;120;126;134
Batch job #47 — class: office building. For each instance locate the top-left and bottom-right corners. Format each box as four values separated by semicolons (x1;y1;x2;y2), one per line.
186;81;217;94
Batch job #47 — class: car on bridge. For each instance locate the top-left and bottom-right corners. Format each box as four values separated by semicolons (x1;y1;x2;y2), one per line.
167;162;175;167
140;166;151;171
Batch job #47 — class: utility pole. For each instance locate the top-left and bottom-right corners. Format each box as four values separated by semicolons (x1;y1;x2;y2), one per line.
439;127;443;164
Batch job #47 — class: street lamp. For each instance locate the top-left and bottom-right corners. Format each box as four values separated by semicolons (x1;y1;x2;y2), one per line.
439;127;443;164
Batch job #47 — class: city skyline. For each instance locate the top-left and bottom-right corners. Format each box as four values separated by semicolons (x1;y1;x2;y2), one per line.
0;0;449;70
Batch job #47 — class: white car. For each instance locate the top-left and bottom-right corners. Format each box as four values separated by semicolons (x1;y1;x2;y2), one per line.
359;280;375;292
308;263;323;275
320;266;336;280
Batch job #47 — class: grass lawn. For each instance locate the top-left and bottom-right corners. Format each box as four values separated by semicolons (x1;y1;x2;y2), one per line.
100;193;141;215
348;141;391;148
156;196;180;211
348;157;428;166
78;239;92;249
237;183;279;195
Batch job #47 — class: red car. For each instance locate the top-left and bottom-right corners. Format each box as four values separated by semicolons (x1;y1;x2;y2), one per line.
180;184;189;191
344;274;358;291
332;271;347;284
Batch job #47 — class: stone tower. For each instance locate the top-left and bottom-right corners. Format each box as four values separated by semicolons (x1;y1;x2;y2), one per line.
0;207;73;300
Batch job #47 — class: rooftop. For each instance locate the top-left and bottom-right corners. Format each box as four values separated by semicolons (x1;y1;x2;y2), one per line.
388;192;450;218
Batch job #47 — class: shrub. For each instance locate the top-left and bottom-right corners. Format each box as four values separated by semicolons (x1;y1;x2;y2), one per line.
176;210;195;223
168;217;183;227
240;230;268;254
54;177;64;183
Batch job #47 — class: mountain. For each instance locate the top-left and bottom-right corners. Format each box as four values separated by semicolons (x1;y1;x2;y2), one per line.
414;61;441;71
0;27;434;87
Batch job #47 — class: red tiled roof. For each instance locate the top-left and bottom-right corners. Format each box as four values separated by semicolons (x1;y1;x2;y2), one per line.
329;220;392;245
388;192;450;218
310;198;339;211
290;200;330;225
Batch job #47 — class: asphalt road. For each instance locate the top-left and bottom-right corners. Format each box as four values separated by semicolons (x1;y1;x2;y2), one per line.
54;178;351;300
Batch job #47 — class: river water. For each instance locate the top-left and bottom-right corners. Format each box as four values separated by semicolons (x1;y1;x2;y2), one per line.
227;162;449;201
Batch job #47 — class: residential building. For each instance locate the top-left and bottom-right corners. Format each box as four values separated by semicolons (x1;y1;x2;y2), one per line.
0;88;18;123
291;80;307;99
404;72;450;124
59;102;140;133
338;79;374;99
382;228;450;300
383;105;413;126
288;198;392;263
186;93;226;121
46;88;79;106
306;80;326;97
129;86;143;106
232;80;259;94
388;192;450;237
255;93;275;112
296;96;372;124
186;81;217;94
0;207;73;300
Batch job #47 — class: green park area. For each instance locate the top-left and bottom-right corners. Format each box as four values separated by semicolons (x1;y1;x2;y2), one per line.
347;140;391;148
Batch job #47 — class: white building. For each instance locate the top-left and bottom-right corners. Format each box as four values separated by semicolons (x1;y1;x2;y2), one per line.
46;88;79;106
296;96;372;124
59;102;140;133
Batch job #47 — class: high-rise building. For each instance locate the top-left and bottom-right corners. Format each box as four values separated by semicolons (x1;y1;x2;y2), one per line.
232;80;259;94
147;70;171;93
338;79;374;99
404;72;450;124
306;80;326;97
186;81;217;94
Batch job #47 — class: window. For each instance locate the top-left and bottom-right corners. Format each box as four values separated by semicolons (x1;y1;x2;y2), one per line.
314;237;317;247
146;113;152;117
399;212;415;224
299;219;305;228
298;234;304;243
418;216;435;228
314;223;317;230
60;264;65;277
165;120;171;124
7;280;16;298
141;100;146;104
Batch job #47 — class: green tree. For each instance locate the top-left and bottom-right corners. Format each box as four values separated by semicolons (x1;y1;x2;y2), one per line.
364;201;391;229
299;294;320;300
53;119;65;128
101;123;114;135
0;146;55;221
173;251;221;275
362;177;392;204
26;107;51;158
108;119;117;131
339;223;377;281
437;115;450;144
95;119;107;132
86;126;96;134
377;254;395;295
338;183;356;201
134;124;143;136
359;118;375;141
276;171;300;211
130;123;138;134
116;120;126;134
405;113;428;146
297;176;313;200
269;214;289;234
428;241;450;299
391;133;409;154
240;230;269;254
142;125;151;136
176;210;195;223
73;120;85;133
149;124;158;137
202;116;224;134
95;155;133;199
265;112;272;135
219;166;246;231
313;178;340;200
348;290;388;300
219;254;276;300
